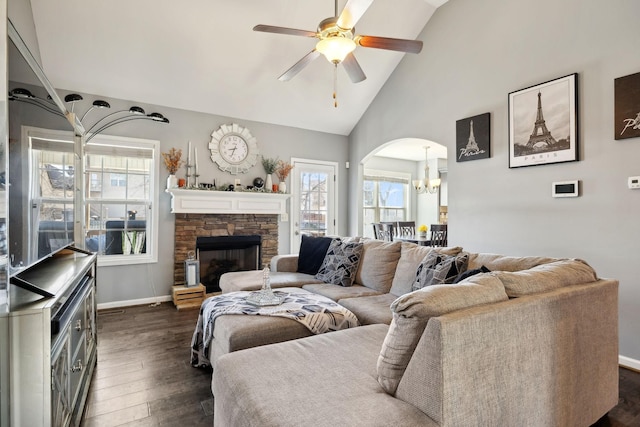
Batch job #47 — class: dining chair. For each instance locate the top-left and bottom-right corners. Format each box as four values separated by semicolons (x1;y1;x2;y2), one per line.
372;223;394;242
395;221;416;237
429;224;448;247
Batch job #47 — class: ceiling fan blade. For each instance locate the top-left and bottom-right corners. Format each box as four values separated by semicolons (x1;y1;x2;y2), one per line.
253;24;317;38
357;35;423;54
342;53;366;83
337;0;374;30
278;50;322;81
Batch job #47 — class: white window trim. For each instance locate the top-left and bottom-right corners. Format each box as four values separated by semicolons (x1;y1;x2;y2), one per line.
85;134;160;267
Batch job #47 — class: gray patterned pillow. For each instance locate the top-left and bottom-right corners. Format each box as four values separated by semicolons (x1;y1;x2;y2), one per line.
412;251;469;291
315;239;364;287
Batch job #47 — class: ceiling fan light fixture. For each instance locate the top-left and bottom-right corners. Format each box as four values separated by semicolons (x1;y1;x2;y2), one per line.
316;36;356;64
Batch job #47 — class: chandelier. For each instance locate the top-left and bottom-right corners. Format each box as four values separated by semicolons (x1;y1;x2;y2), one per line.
413;146;441;194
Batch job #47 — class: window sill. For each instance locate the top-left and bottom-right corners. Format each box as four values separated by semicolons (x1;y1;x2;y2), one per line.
97;253;157;267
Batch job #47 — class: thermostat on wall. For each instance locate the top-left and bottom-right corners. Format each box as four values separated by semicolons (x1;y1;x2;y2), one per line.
552;180;579;198
628;176;640;189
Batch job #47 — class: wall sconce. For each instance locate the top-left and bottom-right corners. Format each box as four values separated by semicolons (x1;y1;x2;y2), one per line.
64;93;169;142
413;146;441;194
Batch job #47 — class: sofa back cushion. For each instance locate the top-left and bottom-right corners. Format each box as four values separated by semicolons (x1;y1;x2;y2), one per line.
495;258;598;297
354;240;402;293
389;243;463;296
377;273;509;394
466;252;556;272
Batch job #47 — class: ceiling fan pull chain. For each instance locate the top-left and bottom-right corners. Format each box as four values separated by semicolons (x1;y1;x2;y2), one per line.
333;64;338;108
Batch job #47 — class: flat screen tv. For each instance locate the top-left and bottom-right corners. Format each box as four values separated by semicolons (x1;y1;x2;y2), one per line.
7;20;81;274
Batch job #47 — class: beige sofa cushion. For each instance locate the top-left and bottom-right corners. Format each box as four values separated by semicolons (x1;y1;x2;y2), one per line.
466;252;556;272
355;240;402;293
390;243;463;296
495;258;598;297
377;273;509;394
220;270;323;293
302;283;382;301
338;293;397;325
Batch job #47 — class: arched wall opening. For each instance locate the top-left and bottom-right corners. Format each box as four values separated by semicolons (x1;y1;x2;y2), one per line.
356;138;448;237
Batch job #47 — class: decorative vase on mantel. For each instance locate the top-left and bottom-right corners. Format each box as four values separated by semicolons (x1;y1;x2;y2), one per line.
167;174;178;190
279;181;287;193
265;174;273;192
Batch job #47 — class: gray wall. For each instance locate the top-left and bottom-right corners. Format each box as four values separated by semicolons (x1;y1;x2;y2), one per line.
349;0;640;362
57;92;349;304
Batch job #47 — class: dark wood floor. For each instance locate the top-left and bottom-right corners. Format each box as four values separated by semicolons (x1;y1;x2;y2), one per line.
81;302;213;426
81;302;640;427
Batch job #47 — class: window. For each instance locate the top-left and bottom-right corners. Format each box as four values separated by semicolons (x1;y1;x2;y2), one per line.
84;135;159;266
363;169;410;238
29;135;76;261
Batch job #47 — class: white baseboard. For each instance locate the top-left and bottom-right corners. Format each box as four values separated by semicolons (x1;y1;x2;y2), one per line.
619;355;640;371
97;294;172;310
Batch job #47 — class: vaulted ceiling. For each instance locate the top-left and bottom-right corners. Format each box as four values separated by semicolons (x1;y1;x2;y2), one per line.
29;0;448;137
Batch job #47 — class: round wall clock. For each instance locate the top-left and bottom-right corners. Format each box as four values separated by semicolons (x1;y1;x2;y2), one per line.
209;123;259;175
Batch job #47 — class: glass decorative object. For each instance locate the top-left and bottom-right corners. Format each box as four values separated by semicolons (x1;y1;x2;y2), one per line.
246;266;284;306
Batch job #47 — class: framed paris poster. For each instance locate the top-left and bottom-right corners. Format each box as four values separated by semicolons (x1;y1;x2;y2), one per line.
456;112;490;162
508;73;578;168
614;71;640;140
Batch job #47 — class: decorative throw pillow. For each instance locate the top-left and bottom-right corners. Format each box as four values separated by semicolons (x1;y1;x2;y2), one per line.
297;235;333;275
453;265;491;283
315;239;364;287
411;252;469;291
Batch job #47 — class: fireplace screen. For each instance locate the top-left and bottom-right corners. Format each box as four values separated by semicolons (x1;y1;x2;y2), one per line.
196;235;262;292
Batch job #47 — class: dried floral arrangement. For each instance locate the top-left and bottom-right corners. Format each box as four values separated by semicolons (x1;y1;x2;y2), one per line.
275;160;294;181
162;148;185;174
261;156;278;175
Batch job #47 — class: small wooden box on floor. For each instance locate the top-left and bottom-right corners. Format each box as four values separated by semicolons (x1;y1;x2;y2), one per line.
172;284;206;310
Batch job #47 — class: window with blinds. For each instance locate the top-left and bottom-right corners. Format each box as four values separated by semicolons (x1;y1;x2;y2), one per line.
363;170;410;238
85;135;159;265
27;129;159;266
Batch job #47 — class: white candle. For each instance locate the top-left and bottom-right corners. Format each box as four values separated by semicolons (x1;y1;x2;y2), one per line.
187;264;196;286
194;147;198;175
187;141;192;166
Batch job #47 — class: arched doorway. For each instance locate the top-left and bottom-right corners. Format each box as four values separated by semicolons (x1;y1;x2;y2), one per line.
359;138;447;238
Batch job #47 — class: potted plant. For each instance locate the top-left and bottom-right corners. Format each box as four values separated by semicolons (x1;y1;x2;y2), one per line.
275;160;294;193
418;224;428;238
162;148;185;189
261;156;278;191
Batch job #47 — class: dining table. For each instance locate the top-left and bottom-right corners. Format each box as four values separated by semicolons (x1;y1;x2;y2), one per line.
394;235;431;246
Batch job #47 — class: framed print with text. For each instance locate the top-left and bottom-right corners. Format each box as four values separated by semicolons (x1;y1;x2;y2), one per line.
614;71;640;140
456;112;490;162
508;73;578;168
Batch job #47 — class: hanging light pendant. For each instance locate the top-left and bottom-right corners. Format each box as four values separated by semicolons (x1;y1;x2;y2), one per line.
413;146;441;194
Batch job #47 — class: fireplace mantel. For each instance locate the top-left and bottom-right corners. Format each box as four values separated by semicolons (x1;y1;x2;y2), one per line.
166;188;290;215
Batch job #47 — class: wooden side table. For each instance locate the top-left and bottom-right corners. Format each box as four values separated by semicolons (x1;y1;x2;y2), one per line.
172;284;206;310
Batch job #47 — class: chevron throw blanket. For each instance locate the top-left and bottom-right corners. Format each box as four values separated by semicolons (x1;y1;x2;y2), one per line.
191;287;360;367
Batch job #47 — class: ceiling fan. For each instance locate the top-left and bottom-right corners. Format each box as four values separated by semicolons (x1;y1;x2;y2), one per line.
254;0;423;103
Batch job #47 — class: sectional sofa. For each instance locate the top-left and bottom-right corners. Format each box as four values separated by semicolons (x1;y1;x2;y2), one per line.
213;238;619;426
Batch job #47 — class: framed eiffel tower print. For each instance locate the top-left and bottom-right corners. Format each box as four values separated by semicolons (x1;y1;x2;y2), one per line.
456;112;490;162
614;71;640;140
508;73;578;168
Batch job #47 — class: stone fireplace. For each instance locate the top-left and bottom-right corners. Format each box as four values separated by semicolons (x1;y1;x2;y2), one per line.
167;189;290;291
173;213;278;289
